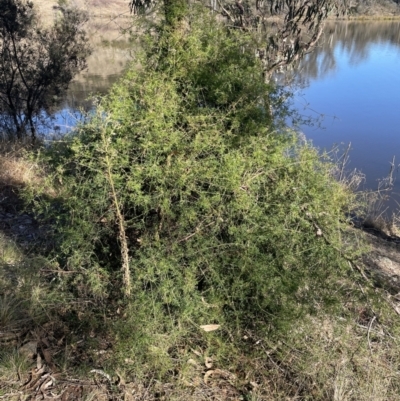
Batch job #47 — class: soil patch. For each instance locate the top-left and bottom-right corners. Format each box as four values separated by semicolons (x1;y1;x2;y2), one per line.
362;228;400;295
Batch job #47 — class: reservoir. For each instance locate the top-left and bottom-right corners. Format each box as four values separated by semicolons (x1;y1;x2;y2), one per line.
293;21;400;209
60;20;400;208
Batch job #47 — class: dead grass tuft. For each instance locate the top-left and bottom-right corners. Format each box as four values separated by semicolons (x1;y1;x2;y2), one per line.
0;140;42;189
237;308;400;400
0;139;57;205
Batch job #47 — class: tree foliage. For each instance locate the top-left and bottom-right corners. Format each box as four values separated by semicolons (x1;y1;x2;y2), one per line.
0;0;91;139
216;0;348;77
129;0;349;78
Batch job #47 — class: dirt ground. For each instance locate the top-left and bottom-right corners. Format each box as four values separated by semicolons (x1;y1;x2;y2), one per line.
362;228;400;296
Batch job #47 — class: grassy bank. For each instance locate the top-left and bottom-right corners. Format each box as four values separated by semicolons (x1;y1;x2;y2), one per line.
1;158;400;400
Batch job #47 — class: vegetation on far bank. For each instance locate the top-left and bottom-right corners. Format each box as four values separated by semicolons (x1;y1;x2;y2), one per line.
1;1;400;401
0;0;91;140
31;0;400;20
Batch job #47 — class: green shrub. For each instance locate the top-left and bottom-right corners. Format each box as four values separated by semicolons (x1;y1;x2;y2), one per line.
35;14;360;374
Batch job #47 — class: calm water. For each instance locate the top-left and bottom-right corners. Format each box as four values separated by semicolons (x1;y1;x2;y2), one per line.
293;21;400;207
60;21;400;206
49;73;122;134
48;40;131;135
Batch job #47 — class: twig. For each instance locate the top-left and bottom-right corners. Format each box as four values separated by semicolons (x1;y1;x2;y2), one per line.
265;350;286;373
101;126;131;297
349;260;370;283
339;142;351;182
0;392;23;399
177;221;214;243
388;299;400;316
90;369;112;382
367;316;376;355
216;0;235;22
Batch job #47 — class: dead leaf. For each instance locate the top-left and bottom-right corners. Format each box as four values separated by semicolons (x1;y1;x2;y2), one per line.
90;369;112;382
204;369;215;384
115;371;125;386
191;349;203;357
204;356;213;369
19;341;37;359
36;353;43;370
42;348;53;366
41;378;53;390
203;368;237;384
200;324;220;332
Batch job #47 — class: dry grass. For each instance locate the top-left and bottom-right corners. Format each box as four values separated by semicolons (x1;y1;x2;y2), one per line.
32;0;131;20
0;142;41;189
0;139;58;202
231;308;400;401
357;188;400;237
293;315;400;400
1;311;400;401
357;175;400;238
0;232;21;264
331;145;400;238
360;192;395;234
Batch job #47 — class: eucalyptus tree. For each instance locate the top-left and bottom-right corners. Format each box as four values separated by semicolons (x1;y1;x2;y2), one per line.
215;0;349;79
129;0;349;79
0;0;91;140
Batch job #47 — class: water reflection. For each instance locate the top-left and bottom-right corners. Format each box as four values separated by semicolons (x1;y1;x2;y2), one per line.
65;74;122;111
46;39;131;135
296;21;400;210
298;21;400;81
46;20;400;213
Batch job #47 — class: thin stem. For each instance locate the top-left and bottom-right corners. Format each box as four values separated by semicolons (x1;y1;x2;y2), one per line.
101;125;131;297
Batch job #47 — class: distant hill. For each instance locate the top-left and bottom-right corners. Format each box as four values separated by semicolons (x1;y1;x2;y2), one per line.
32;0;130;20
349;0;400;16
32;0;400;20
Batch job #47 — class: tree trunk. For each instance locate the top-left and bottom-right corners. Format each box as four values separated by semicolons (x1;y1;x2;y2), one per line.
27;111;36;142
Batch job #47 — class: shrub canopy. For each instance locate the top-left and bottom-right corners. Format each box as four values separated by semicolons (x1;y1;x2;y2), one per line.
38;15;358;370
